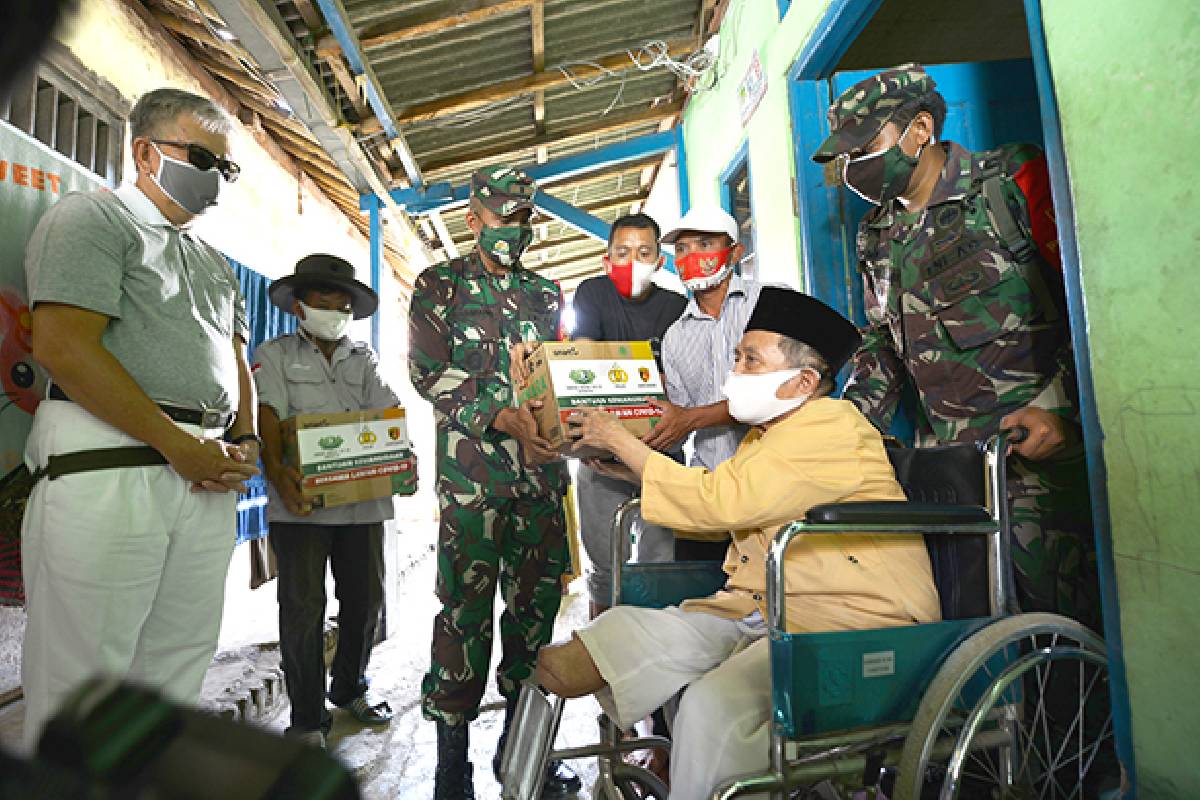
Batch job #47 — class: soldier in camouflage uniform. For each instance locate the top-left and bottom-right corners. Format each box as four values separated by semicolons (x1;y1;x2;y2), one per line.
408;166;580;800
810;65;1100;631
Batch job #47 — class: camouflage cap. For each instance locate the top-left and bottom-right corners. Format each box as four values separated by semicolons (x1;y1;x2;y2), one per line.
811;64;937;163
470;165;537;217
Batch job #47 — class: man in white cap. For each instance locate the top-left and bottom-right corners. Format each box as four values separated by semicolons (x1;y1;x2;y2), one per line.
254;254;406;748
646;205;761;563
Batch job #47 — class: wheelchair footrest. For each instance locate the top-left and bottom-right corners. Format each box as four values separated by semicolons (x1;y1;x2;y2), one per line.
499;684;563;800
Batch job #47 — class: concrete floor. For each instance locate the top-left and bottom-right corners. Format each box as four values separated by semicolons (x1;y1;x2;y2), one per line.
0;538;607;799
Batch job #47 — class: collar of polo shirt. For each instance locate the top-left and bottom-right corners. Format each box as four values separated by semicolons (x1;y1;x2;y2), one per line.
115;183;177;228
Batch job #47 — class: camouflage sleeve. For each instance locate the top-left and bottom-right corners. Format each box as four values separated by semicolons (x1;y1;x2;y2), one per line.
841;324;905;432
1026;345;1081;425
407;268;509;437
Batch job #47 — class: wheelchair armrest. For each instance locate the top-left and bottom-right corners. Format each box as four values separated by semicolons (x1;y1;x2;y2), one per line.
804;501;992;527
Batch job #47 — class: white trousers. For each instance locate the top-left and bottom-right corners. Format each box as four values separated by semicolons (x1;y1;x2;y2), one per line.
577;605;771;800
20;400;237;747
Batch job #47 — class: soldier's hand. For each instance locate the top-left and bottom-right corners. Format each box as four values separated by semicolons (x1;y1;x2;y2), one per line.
266;463;312;515
164;434;259;492
495;405;559;465
1001;406;1072;461
641;399;692;451
509;341;535;389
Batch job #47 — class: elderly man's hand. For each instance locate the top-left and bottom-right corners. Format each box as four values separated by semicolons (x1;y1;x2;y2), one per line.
568;408;634;455
640;399;692;451
1000;406;1074;461
585;457;638;484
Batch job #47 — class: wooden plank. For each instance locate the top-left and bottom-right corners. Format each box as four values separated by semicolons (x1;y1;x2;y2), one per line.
291;0;325;33
322;51;372;120
361;0;534;50
420;99;682;174
395;39;696;126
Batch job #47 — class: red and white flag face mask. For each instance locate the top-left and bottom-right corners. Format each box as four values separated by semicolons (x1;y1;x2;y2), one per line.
676;246;733;291
605;256;659;298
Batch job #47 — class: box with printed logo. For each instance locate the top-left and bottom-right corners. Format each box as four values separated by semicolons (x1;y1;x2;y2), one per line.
280;407;416;510
516;341;665;458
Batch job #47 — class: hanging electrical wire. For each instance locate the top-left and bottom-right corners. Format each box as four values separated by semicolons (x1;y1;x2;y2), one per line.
408;37;719;132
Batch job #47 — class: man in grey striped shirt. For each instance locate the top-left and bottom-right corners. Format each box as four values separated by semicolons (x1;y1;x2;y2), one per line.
645;206;763;560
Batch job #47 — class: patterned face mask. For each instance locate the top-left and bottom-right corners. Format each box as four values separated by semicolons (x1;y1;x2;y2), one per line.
478;224;534;267
676;246;733;292
842;121;928;205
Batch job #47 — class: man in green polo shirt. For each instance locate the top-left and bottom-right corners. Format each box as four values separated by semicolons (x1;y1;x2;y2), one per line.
20;87;258;745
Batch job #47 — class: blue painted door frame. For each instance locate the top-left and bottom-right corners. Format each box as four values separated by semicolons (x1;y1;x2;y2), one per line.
786;0;1135;789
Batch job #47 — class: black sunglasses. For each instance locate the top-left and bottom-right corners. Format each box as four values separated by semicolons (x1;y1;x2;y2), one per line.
153;139;241;183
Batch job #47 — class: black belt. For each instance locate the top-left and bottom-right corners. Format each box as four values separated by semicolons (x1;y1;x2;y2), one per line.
48;385;234;429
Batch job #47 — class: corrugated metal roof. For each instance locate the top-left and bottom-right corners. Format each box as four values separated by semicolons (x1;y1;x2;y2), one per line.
334;0;707;280
141;0;716;289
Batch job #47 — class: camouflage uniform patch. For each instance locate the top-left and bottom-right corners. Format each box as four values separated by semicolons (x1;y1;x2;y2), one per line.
841;140;1100;630
409;189;567;723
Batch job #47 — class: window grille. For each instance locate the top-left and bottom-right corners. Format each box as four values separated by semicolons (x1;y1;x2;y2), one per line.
1;45;128;185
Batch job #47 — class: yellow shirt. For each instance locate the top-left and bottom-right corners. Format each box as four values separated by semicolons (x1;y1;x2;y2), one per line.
641;397;941;633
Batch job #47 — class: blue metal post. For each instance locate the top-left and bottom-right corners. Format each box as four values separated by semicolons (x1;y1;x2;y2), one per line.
313;0;422;188
367;195;383;353
1025;0;1136;789
390;129;679;214
532;191;611;242
674;125;690;214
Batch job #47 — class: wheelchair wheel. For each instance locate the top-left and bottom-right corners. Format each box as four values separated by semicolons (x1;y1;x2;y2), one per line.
894;613;1116;800
592;763;670;800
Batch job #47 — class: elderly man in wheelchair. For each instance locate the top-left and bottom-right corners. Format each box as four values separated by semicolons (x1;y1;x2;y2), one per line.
503;286;1115;800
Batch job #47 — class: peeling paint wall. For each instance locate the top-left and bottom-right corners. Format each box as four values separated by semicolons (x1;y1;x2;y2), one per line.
53;0;386;282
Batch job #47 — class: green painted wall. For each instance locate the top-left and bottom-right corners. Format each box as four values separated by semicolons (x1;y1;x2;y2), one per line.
681;0;1200;795
680;0;831;288
1043;1;1200;795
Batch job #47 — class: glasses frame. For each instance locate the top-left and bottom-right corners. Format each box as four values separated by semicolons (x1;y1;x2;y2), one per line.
152;139;240;183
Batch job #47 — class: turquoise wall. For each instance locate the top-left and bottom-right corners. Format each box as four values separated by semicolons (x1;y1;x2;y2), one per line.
680;0;1200;795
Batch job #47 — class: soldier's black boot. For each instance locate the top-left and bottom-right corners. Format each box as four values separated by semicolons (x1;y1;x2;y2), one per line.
493;697;581;796
434;721;475;800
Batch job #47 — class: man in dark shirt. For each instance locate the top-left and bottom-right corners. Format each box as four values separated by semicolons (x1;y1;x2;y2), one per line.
570;213;686;617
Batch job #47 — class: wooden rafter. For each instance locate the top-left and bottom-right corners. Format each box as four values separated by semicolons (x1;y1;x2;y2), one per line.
290;0;325;32
321;51;372;121
360;0;534;50
394;39;696;126
419;100;682;174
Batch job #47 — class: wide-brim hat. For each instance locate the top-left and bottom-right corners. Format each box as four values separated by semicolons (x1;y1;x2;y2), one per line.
269;254;378;319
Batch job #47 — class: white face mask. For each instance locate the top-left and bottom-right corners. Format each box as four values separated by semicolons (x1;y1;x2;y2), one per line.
721;368;811;426
298;301;352;342
629;259;659;297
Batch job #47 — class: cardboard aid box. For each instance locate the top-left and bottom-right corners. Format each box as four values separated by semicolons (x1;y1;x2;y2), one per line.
281;407;417;510
517;341;666;457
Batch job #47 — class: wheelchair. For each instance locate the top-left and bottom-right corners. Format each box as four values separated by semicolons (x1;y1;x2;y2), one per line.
500;431;1116;800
